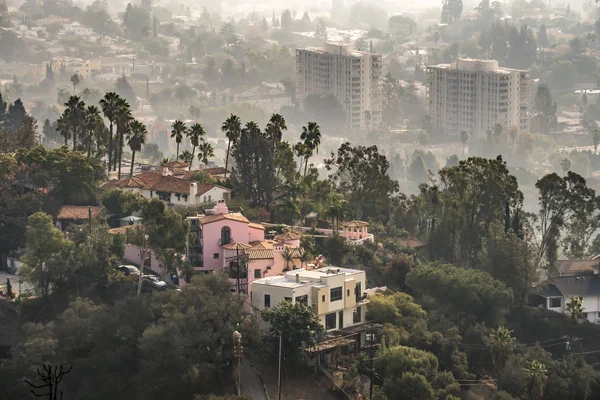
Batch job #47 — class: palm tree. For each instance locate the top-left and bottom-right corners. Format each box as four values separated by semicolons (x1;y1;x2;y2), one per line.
566;296;585;322
326;196;352;233
114;98;132;179
56;113;70;146
64;95;85;151
100;92;121;171
160;157;171;166
179;150;194;163
127;120;147;178
487;326;516;370
300;121;322;176
70;73;80;94
187;123;205;170
171;120;187;161
266;113;287;149
282;247;294;271
524;360;547;400
84;105;102;158
221;114;241;178
460;130;469;157
592;128;600;154
299;250;310;269
293;142;311;175
197;141;215;166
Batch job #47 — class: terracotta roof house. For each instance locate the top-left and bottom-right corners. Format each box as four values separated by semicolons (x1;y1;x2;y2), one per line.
186;201;303;293
340;221;374;244
100;170;231;206
56;205;105;231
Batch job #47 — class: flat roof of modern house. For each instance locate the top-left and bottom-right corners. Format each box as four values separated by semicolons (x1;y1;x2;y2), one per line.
252;266;365;288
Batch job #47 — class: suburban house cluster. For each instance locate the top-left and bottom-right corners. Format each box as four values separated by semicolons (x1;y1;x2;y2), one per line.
533;257;600;323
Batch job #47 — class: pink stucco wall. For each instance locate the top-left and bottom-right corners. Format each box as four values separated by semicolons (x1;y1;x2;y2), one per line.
248;226;265;243
202;219;250;271
123;243;165;274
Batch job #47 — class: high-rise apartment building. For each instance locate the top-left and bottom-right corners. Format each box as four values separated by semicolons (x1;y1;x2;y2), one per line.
296;42;383;130
426;58;530;138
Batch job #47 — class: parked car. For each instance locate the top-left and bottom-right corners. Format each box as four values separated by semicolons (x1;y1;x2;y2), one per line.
117;265;140;276
143;275;167;289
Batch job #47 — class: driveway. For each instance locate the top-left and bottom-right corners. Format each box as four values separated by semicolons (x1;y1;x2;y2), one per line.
241;359;269;400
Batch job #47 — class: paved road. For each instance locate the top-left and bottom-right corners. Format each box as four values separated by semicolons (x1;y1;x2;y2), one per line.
241;359;269;400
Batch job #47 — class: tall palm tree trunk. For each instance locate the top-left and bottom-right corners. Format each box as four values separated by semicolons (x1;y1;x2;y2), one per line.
87;128;92;158
108;122;113;172
304;156;309;176
130;150;136;178
113;131;119;171
190;146;196;171
64;135;68;146
118;132;124;179
225;139;231;177
176;143;180;160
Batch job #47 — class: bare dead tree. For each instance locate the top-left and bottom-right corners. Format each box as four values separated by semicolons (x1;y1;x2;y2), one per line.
24;364;72;400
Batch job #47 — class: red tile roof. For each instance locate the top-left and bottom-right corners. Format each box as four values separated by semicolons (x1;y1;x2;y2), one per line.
197;213;249;225
276;232;301;241
342;220;369;228
162;161;190;169
204;167;229;175
58;205;104;220
249;222;265;230
101;172;231;197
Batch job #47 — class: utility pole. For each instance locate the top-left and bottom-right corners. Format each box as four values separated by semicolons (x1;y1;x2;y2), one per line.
365;323;382;399
278;330;283;400
137;225;147;297
88;206;92;235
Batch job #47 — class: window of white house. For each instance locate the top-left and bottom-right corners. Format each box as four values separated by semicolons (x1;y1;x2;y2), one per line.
203;196;207;202
330;287;343;302
264;294;271;308
208;195;212;202
550;298;561;308
284;297;292;302
322;295;325;302
325;313;336;330
254;269;261;279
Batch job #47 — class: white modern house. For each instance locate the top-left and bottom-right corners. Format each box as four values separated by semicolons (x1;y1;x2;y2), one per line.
251;267;369;332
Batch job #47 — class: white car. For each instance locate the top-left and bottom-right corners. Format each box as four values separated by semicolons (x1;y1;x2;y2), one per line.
143;275;167;289
117;265;140;276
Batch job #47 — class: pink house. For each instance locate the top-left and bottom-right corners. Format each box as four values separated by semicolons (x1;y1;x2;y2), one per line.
187;202;304;293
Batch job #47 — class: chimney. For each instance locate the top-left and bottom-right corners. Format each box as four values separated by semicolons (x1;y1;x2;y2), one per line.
190;182;197;199
296;274;299;283
213;200;229;215
161;167;171;177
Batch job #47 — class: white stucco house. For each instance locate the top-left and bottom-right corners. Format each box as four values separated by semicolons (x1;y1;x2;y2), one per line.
100;169;230;207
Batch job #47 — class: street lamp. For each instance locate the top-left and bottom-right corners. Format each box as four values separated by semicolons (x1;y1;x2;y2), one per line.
233;330;243;396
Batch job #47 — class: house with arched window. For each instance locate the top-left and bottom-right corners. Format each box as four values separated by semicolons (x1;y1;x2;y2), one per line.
186;202;304;294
